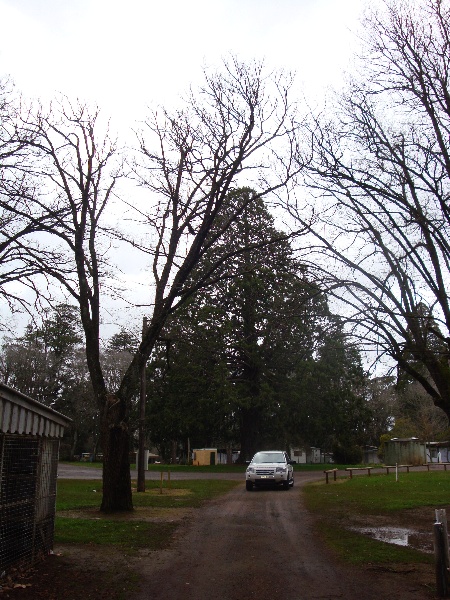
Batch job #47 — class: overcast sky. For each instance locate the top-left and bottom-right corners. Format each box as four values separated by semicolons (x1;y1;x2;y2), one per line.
0;0;369;337
0;0;365;129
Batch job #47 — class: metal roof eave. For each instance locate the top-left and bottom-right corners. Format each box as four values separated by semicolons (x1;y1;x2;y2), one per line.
0;382;72;438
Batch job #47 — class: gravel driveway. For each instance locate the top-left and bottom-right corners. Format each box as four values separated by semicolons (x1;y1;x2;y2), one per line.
131;475;432;600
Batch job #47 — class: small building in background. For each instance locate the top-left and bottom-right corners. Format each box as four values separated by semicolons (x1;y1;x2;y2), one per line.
133;450;161;468
383;437;426;466
192;448;218;466
290;448;307;464
320;451;334;464
291;447;329;464
426;441;450;463
362;445;381;464
217;449;240;464
308;447;321;464
0;382;71;574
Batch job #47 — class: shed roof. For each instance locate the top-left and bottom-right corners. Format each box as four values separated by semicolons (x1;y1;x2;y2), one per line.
0;382;71;438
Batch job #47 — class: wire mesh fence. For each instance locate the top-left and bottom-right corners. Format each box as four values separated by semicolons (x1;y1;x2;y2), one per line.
0;434;59;573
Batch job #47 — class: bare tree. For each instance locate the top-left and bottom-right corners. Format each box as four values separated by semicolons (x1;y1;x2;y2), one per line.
291;0;450;419
111;58;299;509
16;59;299;511
18;99;130;509
0;79;67;322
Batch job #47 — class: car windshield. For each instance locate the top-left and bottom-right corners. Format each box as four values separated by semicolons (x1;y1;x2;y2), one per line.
252;452;285;464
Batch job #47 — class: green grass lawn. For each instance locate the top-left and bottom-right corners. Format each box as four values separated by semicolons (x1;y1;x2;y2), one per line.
55;518;177;550
304;471;450;565
305;470;450;512
55;478;240;551
56;478;240;511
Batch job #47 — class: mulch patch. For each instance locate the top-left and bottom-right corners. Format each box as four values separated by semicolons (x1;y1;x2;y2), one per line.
0;549;137;600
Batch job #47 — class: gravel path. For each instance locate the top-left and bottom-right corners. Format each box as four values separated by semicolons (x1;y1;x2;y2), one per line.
130;473;433;600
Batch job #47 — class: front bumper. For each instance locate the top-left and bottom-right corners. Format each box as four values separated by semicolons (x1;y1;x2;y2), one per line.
246;468;289;485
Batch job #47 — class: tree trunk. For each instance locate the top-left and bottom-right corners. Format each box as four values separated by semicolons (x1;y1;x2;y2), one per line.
171;440;177;464
237;216;263;463
227;443;233;465
239;407;261;462
70;429;78;461
100;395;133;512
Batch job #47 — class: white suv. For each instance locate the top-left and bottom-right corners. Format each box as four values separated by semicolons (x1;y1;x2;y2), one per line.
245;450;295;491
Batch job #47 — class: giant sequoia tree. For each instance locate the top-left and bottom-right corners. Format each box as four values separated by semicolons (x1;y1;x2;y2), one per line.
292;0;450;420
147;190;361;460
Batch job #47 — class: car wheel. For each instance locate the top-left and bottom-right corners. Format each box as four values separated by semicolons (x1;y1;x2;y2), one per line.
246;481;253;491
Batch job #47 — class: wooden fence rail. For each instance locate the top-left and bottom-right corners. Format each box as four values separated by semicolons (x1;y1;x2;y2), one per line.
323;463;450;483
424;462;450;471
323;469;338;484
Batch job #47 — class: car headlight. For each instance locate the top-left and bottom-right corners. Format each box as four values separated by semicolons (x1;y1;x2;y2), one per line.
247;467;255;473
275;466;287;473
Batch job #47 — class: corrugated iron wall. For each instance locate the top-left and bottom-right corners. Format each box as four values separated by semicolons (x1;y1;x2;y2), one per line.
0;434;59;572
384;439;427;466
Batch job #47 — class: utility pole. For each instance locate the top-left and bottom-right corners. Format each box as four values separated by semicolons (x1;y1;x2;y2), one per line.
137;316;148;492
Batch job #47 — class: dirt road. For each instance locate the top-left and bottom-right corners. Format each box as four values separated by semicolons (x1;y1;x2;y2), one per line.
133;475;433;600
57;464;243;480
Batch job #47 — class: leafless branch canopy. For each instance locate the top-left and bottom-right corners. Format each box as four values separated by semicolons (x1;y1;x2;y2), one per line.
120;57;300;399
291;0;450;417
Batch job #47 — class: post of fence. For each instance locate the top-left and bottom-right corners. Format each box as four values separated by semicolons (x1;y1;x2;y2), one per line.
434;509;450;597
437;510;450;565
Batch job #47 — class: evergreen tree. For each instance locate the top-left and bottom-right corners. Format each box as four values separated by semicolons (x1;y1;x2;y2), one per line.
148;190;358;460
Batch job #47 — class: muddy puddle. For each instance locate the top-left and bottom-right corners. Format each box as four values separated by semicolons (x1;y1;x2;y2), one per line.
351;526;434;554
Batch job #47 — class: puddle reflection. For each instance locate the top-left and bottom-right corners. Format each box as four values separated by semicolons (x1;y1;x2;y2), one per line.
351;526;434;553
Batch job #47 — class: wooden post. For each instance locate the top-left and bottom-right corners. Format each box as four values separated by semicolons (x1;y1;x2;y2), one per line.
137;317;149;493
333;469;337;481
325;471;329;484
436;510;450;566
434;522;449;597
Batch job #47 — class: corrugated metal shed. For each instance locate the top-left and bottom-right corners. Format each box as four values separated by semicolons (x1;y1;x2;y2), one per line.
0;382;71;438
384;437;426;466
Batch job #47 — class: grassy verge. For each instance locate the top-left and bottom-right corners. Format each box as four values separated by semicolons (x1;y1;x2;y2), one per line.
304;471;449;565
305;471;450;512
55;478;240;551
55;518;177;550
